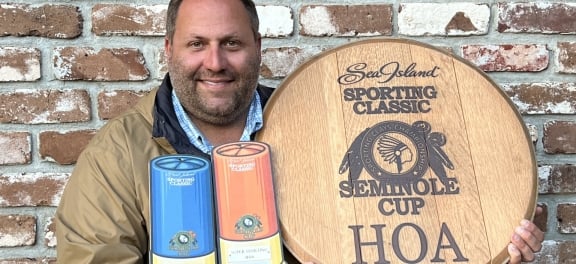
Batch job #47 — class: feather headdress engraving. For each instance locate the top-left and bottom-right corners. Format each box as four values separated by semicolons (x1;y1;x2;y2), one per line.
339;120;454;184
376;134;413;173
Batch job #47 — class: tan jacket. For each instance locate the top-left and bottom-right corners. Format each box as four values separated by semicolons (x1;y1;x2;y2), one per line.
55;76;275;263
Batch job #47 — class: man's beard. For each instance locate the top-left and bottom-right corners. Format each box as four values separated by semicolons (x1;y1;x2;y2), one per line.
168;58;261;126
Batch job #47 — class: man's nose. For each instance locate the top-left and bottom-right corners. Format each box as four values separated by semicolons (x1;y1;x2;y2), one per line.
204;46;227;72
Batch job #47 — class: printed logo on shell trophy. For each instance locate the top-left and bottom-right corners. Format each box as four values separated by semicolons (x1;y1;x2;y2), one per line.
339;120;454;186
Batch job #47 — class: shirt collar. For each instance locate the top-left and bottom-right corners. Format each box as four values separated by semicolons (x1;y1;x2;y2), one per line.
171;89;263;154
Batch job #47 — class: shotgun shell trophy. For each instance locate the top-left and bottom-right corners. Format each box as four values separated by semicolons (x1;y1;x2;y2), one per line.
150;155;216;264
212;142;283;264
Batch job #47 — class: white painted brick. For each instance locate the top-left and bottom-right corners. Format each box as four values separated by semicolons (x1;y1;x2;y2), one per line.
299;6;337;36
399;3;490;36
538;165;552;194
0;47;41;82
262;46;325;78
527;123;538;144
257;5;293;37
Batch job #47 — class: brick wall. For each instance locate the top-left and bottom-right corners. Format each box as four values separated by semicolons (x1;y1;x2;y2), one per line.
0;0;575;263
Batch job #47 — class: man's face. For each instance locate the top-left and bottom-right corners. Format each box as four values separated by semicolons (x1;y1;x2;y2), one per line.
165;0;261;126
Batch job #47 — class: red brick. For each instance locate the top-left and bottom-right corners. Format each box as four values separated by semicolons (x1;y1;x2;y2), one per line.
0;90;90;124
53;47;149;81
0;173;70;207
0;47;41;82
92;4;167;36
98;90;149;120
502;83;576;114
0;215;36;247
0;132;31;165
39;130;96;165
557;203;576;234
498;2;576;34
0;4;82;39
543;121;576;154
534;203;548;232
44;218;56;248
547;165;576;194
558;42;576;73
300;5;392;37
559;240;576;264
461;44;549;72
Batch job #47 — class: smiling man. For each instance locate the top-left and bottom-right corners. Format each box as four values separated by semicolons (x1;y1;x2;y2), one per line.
55;0;544;263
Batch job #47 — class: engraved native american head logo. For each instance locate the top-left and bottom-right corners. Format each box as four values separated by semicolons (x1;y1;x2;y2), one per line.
339;120;454;185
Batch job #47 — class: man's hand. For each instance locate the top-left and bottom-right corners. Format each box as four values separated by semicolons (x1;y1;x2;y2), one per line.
507;206;545;263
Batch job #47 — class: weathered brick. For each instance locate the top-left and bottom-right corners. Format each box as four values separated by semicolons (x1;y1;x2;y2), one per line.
0;47;41;82
498;2;576;34
543;121;576;154
0;173;70;207
257;5;293;37
300;5;392;37
0;89;90;124
398;3;490;36
98;90;149;120
44;218;55;248
461;44;549;72
534;240;560;263
92;4;167;36
559;240;576;264
53;47;149;81
548;164;576;194
558;42;576;73
501;83;576;114
261;46;325;79
39;130;96;165
0;260;35;264
158;48;167;80
538;165;552;194
534;241;576;263
526;123;538;144
0;132;30;165
0;4;82;39
0;215;36;247
558;203;576;233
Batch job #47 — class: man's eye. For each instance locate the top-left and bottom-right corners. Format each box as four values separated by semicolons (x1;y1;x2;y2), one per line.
225;40;240;48
188;41;203;48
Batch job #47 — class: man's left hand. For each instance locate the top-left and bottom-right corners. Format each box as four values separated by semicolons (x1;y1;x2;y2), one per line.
507;206;545;263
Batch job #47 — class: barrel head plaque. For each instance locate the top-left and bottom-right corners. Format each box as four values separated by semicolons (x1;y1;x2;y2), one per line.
256;38;537;264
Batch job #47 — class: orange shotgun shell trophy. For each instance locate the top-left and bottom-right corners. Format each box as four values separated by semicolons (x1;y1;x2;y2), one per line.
212;141;284;264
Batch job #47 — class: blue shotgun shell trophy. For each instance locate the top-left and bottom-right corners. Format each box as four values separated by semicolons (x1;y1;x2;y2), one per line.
150;155;216;264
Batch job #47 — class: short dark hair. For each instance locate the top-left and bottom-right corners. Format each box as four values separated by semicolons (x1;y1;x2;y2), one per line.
166;0;260;42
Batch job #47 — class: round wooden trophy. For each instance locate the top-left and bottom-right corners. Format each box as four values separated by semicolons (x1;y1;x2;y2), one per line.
256;38;537;264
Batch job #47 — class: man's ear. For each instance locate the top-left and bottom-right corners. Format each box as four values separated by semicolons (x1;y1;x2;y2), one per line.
164;37;172;60
256;33;262;60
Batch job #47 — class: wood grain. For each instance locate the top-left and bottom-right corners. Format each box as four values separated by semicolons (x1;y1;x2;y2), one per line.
256;38;537;264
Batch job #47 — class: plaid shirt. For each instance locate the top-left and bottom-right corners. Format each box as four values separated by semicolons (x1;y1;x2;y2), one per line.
172;90;263;154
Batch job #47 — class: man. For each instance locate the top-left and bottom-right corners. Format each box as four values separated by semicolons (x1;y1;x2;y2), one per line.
55;0;544;263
